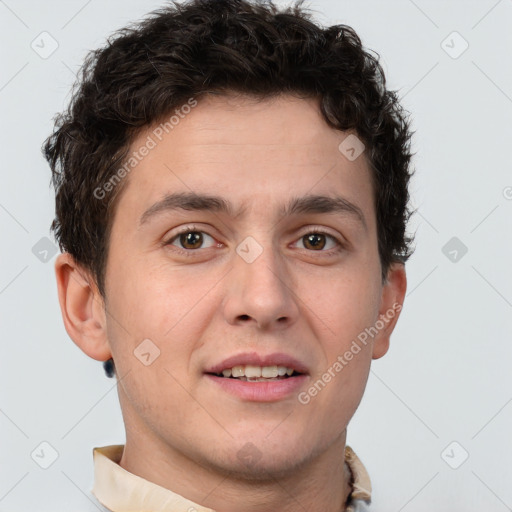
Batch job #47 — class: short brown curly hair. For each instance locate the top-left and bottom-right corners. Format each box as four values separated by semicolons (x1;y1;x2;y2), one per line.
44;0;414;303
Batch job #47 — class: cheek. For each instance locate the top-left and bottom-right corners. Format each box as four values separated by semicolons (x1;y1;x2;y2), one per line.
296;266;381;348
106;259;207;339
104;260;219;390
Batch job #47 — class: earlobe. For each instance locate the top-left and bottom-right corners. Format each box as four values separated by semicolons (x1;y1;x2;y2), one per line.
54;253;112;361
372;263;407;360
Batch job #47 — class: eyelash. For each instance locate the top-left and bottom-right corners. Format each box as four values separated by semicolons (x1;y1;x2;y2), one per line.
163;224;345;257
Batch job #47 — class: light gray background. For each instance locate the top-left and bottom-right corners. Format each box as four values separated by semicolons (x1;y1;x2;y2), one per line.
1;0;511;510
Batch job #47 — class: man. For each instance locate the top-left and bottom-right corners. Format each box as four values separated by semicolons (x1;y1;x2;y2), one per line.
44;0;413;510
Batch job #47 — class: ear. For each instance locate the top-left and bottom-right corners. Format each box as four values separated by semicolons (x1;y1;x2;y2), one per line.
372;263;407;360
54;253;112;361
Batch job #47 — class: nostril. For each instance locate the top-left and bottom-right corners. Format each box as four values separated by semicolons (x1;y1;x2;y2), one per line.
239;314;250;321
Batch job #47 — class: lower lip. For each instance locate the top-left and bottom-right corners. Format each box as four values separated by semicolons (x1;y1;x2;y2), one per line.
205;374;308;402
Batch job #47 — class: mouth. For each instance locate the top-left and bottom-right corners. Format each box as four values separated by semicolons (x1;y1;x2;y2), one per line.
204;353;309;402
207;364;304;382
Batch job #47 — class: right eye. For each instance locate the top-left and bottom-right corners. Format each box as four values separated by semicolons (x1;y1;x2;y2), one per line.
165;229;218;251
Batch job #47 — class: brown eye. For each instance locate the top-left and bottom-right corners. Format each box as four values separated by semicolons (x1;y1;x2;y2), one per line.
166;230;216;251
180;231;203;249
303;233;327;250
295;231;340;252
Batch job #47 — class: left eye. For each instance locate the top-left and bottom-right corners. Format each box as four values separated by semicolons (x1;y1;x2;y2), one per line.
295;232;339;251
167;231;217;250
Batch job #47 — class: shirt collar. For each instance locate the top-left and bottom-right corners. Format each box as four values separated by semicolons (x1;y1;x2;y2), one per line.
93;444;371;511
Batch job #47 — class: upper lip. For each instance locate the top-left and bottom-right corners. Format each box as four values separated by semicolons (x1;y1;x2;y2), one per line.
205;352;309;375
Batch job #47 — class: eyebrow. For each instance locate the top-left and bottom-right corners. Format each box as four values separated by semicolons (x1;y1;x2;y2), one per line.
138;192;367;230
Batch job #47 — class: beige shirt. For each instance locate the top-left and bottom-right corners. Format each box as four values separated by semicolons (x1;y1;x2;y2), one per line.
92;444;372;511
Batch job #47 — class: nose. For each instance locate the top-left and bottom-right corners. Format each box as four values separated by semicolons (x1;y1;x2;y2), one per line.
221;238;300;331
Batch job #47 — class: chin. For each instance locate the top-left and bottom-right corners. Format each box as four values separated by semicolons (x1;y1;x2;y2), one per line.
202;434;326;482
213;449;314;482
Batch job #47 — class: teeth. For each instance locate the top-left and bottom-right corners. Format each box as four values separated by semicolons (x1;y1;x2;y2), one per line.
245;365;261;378
261;365;278;378
218;365;296;378
232;365;245;377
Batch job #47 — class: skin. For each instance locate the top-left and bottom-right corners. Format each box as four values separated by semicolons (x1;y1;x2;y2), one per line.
55;93;406;512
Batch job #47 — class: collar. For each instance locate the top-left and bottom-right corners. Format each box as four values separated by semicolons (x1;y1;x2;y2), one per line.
93;444;371;511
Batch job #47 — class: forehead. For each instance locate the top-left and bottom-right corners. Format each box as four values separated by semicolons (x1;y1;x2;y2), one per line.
138;93;346;160
111;93;374;229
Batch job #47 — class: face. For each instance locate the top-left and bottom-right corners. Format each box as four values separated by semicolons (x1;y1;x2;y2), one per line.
71;93;405;478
